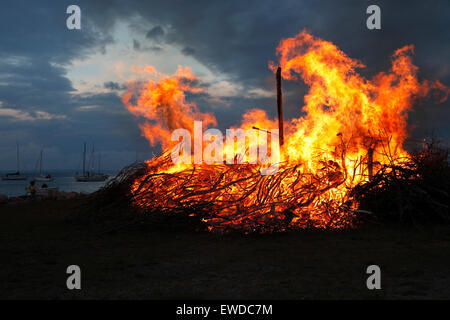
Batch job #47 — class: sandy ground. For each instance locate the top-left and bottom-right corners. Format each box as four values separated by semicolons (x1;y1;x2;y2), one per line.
1;199;450;299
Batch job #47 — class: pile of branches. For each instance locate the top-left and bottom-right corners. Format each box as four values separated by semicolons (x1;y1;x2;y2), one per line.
352;141;450;224
78;141;449;232
80;152;355;233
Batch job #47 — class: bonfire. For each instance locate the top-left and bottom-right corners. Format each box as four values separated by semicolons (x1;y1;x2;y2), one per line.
90;31;449;233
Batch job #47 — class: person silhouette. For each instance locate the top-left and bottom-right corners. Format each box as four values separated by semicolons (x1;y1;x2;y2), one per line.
26;180;38;200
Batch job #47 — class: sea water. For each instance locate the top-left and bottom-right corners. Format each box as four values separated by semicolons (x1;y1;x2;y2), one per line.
0;172;116;197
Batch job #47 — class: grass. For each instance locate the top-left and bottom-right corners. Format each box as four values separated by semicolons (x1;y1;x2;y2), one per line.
1;199;450;299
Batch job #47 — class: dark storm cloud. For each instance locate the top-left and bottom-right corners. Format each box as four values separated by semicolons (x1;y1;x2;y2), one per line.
0;0;112;117
104;81;125;91
0;0;449;170
145;26;165;42
133;39;141;50
0;0;134;170
83;0;449;88
132;39;164;53
0;1;111;64
0;57;74;112
83;0;450;141
181;46;195;56
148;46;163;53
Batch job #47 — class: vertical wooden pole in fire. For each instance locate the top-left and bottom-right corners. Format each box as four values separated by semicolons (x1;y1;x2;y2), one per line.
368;147;374;181
276;66;284;147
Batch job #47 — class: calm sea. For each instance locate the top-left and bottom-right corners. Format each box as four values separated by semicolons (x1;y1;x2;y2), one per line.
0;172;117;197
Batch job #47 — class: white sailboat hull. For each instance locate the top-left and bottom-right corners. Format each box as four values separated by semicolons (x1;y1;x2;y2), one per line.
34;176;53;182
2;175;27;181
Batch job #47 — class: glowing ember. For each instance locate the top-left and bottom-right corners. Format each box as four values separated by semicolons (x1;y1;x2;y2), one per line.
122;30;448;232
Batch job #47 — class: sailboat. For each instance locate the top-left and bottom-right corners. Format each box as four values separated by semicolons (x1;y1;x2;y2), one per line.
34;149;53;182
2;143;28;181
75;142;109;182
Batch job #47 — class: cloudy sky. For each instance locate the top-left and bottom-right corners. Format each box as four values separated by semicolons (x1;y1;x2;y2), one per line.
0;0;448;171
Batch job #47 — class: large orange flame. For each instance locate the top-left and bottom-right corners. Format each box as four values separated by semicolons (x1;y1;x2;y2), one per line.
122;65;217;150
270;31;447;171
122;30;448;231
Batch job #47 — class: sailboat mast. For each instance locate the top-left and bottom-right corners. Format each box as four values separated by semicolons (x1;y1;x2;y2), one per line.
91;144;95;173
16;143;20;173
39;150;43;175
82;142;86;175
